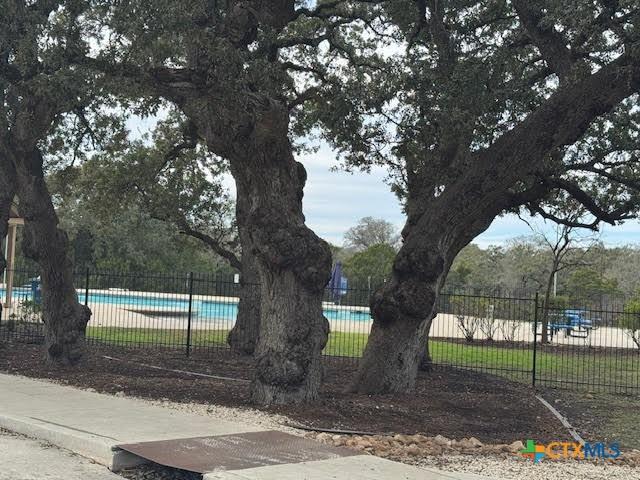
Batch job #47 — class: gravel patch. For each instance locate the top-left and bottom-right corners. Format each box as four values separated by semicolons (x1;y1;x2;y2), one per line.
418;455;639;480
309;432;640;480
121;394;304;435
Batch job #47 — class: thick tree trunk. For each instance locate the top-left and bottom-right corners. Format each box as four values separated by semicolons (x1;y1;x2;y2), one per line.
191;99;332;405
0;177;14;278
228;247;261;355
351;194;496;394
231;143;331;404
350;203;455;394
15;148;91;365
352;278;438;393
227;189;261;355
418;340;432;372
354;311;434;392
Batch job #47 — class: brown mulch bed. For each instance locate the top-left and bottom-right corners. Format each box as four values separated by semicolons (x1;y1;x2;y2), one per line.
0;338;567;444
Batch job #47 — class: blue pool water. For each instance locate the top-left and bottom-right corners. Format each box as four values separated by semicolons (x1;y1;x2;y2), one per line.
0;288;372;322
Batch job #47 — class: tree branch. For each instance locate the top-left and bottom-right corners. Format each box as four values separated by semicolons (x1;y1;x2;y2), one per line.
176;220;242;271
547;178;634;225
526;204;600;230
512;0;575;80
482;44;640;172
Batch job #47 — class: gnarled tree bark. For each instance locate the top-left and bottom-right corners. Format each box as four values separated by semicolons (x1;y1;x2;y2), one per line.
352;48;640;394
15;147;91;365
226;107;332;405
170;93;331;404
350;202;491;393
159;0;334;399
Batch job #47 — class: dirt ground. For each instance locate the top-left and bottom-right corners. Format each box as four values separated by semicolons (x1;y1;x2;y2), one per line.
0;338;569;444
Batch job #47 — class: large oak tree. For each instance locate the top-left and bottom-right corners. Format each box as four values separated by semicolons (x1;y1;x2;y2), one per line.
80;0;384;404
316;0;640;393
0;0;99;365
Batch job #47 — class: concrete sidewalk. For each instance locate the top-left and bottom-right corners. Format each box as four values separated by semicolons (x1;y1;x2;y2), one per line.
0;373;496;479
0;432;123;480
0;373;262;470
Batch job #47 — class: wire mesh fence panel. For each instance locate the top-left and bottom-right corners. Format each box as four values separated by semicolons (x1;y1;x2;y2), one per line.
323;286;372;363
2;268;640;394
535;297;640;394
0;269;44;343
429;289;537;383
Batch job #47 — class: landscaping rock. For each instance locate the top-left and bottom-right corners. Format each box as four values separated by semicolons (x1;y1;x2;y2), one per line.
433;435;451;447
315;432;332;443
505;441;524;453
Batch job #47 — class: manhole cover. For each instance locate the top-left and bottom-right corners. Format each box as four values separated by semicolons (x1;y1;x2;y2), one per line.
117;430;360;474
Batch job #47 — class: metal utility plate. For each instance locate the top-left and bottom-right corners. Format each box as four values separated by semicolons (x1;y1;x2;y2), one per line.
117;430;360;474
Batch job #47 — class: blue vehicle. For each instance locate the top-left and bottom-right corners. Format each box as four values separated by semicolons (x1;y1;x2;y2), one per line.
547;309;596;338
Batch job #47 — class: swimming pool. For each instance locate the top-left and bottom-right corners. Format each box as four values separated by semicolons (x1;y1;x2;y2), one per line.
0;288;372;322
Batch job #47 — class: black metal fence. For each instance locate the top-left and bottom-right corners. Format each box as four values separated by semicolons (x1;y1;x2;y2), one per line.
1;269;639;394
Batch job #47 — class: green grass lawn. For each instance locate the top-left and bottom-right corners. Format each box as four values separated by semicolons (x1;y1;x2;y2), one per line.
86;327;640;391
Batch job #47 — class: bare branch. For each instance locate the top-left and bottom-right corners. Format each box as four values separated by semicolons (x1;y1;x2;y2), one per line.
548;178;634;225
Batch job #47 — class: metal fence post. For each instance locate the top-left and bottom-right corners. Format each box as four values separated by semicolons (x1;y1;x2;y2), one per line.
84;267;90;306
532;292;539;388
186;272;194;357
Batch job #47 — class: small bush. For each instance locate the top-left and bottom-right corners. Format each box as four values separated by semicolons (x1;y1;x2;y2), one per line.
620;299;640;349
450;296;486;342
500;320;522;343
18;299;43;324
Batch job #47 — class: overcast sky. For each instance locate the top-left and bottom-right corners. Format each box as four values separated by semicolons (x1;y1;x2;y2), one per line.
297;143;640;248
127;116;640;249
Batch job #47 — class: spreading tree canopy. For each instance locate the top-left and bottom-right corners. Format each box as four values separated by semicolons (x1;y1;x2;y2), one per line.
312;0;640;393
77;0;390;404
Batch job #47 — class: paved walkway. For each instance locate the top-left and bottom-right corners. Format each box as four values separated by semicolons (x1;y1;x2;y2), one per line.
0;373;261;470
0;373;496;479
0;432;122;480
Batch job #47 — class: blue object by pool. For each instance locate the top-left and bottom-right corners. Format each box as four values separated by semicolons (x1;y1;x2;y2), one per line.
329;262;348;302
31;280;42;305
